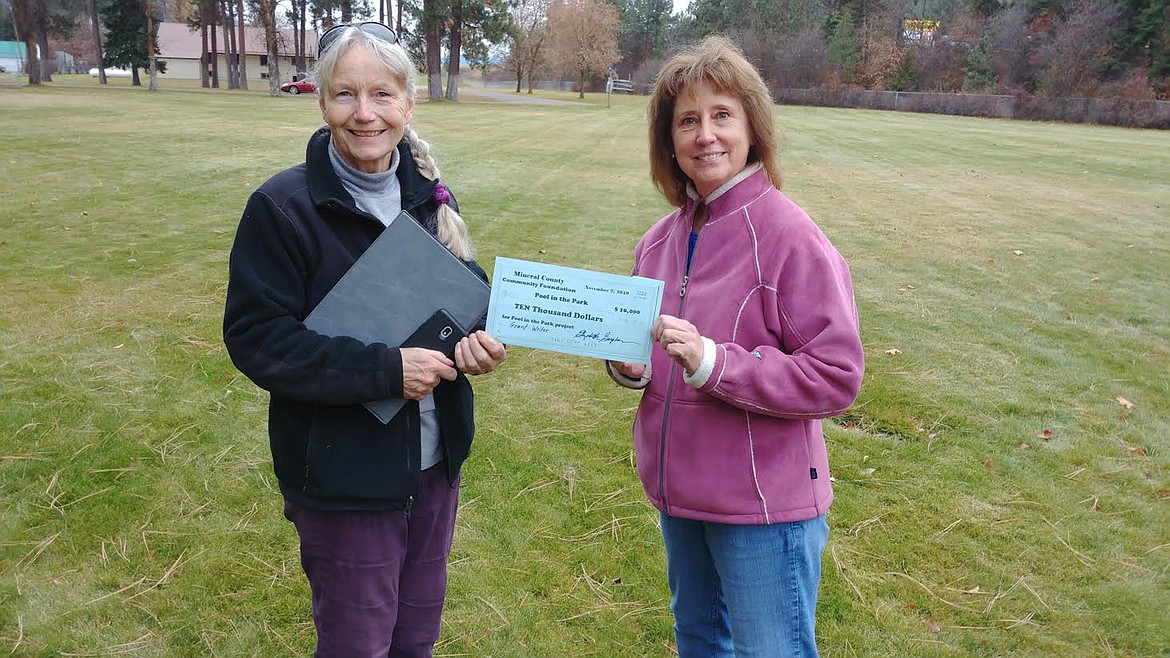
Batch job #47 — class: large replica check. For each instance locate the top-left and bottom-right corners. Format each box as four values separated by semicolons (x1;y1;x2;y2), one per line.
486;257;664;363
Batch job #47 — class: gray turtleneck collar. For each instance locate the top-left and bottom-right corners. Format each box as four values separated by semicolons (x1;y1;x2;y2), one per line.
328;138;403;227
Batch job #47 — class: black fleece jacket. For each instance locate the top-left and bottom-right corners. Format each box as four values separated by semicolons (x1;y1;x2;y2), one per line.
223;127;487;511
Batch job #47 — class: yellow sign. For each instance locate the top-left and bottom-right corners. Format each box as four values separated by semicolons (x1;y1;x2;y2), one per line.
903;19;940;43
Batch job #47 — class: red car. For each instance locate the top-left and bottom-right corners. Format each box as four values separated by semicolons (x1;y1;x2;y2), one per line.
280;79;316;95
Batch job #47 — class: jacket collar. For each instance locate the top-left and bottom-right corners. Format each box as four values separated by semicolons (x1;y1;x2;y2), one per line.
306;126;439;215
681;163;769;228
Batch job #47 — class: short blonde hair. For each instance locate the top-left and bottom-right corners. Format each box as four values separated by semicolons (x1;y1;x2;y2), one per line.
648;36;781;208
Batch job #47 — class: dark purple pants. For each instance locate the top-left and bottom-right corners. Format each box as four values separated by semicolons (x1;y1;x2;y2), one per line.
284;464;460;658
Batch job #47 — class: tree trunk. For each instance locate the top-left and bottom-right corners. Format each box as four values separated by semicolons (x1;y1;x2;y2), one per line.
396;0;403;35
445;0;462;101
289;0;300;74
423;0;442;101
515;66;521;93
210;5;220;88
236;0;248;89
578;69;585;99
200;23;209;87
341;0;352;23
145;0;157;90
89;0;106;84
298;0;307;73
9;0;42;84
221;0;236;88
258;0;280;95
37;24;53;82
132;67;141;86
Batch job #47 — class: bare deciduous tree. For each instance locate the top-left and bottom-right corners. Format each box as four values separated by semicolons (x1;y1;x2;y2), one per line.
1037;0;1123;97
547;0;620;99
505;0;550;93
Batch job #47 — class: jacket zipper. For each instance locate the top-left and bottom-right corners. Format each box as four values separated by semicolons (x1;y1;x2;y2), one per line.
405;404;416;518
658;215;702;508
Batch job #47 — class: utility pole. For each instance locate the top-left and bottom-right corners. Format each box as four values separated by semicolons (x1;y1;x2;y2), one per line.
145;0;158;89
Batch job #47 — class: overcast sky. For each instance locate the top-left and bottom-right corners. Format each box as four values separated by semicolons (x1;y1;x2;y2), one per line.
673;0;690;15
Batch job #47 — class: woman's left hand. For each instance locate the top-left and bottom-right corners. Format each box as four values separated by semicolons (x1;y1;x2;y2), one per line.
455;330;507;375
652;314;704;376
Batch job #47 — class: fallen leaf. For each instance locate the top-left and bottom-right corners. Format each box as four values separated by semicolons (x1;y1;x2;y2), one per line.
1116;396;1135;410
984;459;994;469
1035;429;1054;440
925;619;942;633
905;603;917;610
1090;276;1100;283
883;348;902;355
1128;445;1147;456
861;468;876;476
1012;250;1024;256
959;586;984;595
1156;489;1169;499
1018;443;1030;449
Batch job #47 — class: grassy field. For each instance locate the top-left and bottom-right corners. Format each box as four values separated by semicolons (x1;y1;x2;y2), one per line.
0;84;1167;657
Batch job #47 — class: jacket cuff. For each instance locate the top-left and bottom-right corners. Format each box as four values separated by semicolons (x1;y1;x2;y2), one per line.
683;337;716;388
606;360;651;390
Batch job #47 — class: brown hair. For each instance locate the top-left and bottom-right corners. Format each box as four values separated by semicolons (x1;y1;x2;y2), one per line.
647;35;781;208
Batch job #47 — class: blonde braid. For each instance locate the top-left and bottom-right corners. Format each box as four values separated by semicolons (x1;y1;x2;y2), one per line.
404;125;474;260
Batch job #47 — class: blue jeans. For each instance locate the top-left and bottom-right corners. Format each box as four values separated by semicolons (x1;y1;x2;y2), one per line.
660;512;829;658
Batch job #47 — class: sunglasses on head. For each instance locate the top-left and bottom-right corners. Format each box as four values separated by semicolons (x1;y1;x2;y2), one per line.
319;21;398;54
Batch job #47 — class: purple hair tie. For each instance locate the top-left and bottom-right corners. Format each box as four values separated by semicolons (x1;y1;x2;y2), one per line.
432;181;452;205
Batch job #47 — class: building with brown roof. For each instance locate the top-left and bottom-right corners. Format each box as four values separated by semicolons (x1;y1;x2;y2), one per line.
156;22;318;84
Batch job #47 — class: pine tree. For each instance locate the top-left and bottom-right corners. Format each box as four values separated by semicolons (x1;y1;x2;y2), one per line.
885;47;922;91
100;0;166;85
963;29;995;92
826;10;860;82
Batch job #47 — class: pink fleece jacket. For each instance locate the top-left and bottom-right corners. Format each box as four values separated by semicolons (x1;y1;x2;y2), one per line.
624;164;864;524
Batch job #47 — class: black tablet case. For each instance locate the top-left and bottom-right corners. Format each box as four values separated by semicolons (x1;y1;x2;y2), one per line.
304;211;490;423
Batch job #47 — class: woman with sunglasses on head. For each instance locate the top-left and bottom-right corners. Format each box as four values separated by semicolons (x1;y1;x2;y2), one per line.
606;36;864;656
223;22;505;657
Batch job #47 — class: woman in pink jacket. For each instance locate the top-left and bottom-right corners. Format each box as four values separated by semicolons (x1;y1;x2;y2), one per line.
608;36;865;657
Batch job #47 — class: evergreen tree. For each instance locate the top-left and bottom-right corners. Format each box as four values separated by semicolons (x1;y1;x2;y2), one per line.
100;0;167;85
826;10;860;81
885;47;922;91
608;0;672;72
963;29;995;91
1121;0;1170;79
1;6;15;41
